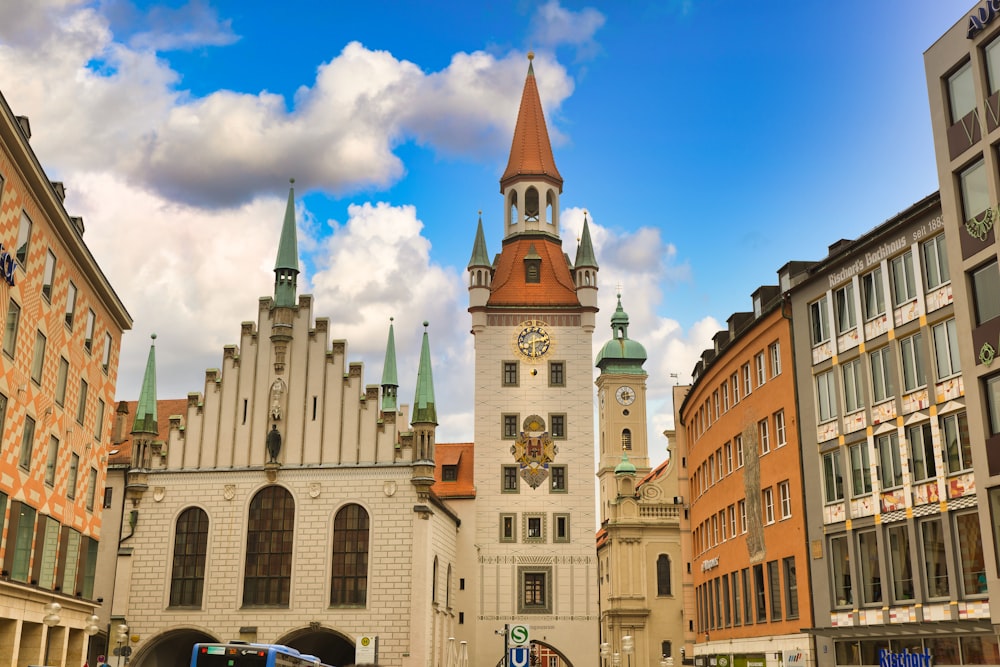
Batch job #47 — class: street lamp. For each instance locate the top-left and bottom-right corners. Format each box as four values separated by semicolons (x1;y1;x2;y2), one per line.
622;635;634;667
85;613;101;664
43;601;61;666
600;642;610;667
612;652;621;667
116;623;129;667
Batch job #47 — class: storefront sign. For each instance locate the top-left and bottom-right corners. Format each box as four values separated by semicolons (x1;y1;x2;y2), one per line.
0;244;15;287
701;556;719;572
968;0;1000;39
878;648;932;667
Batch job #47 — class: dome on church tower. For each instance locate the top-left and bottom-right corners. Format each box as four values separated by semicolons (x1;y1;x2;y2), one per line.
596;294;647;374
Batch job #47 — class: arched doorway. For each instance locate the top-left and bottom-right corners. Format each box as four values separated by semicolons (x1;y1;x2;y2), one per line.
493;640;572;667
127;627;216;667
279;626;355;666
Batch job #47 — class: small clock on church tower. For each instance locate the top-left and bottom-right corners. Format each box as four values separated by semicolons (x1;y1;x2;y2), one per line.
615;385;635;406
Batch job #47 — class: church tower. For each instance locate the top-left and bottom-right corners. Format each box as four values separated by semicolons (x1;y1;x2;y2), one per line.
466;53;599;667
595;294;650;523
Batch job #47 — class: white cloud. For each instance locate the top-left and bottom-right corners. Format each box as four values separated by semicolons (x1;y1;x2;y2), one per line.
529;1;606;61
127;0;239;52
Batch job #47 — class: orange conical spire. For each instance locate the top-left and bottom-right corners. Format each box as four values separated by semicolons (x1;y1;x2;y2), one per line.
500;52;563;193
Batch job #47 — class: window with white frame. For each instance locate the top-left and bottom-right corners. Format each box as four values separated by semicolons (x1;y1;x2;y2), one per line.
876;432;903;489
842;359;864;414
763;488;775;525
758;419;770;454
891;251;917;307
816;370;837;422
899;332;926;393
835;282;856;334
725;442;733;473
922;234;950;291
932;318;961;379
713;390;719;419
722;382;730;412
728;504;736;537
779;481;791;519
738;499;747;533
907;422;936;483
862;267;885;321
742;363;752;396
823;449;845;503
810;295;830;346
870;347;893;403
769;341;781;377
941;411;972;474
755;352;765;387
774;410;786;447
850;442;872;497
735;435;744;468
731;372;740;403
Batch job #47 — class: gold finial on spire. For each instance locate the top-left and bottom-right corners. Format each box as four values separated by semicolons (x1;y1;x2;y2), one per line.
528;51;534;61
290;177;295;184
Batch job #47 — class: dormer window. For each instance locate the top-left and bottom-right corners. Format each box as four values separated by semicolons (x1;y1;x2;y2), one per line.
442;465;458;481
526;262;540;283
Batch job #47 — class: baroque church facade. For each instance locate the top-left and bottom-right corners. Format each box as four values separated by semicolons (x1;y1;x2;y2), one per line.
95;56;672;667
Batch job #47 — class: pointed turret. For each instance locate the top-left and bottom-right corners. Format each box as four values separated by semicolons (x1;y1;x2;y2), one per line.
411;322;437;499
501;53;563;191
500;53;563;239
381;318;399;412
574;212;599;307
412;322;437;426
273;180;299;308
132;334;158;436
468;213;491;270
574;213;598;269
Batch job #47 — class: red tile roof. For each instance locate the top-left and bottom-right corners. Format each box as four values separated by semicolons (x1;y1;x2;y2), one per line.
432;442;475;498
488;237;579;307
501;59;562;192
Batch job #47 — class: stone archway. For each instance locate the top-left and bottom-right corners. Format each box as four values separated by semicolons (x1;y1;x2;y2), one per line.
127;626;216;667
493;640;573;667
279;626;355;666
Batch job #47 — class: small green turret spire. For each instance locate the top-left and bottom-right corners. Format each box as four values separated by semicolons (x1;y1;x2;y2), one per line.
574;212;598;268
412;321;437;425
468;212;491;269
132;334;158;435
615;448;637;476
274;179;299;308
381;317;399;412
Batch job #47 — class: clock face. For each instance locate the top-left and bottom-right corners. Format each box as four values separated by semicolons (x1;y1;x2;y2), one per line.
616;385;636;406
516;321;551;359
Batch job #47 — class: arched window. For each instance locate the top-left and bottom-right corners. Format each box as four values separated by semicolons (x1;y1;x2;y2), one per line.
510;192;519;225
622;429;632;451
447;563;452;607
661;640;672;658
657;554;672;596
331;503;370;605
525;187;540;221
244;486;294;606
546;190;556;226
432;556;439;603
169;507;208;607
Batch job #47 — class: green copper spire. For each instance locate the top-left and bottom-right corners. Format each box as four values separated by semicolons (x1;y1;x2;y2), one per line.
574;212;598;268
381;317;399;412
615;448;637;476
412;321;437;425
468;212;491;269
132;333;158;435
274;180;299;308
596;292;648;374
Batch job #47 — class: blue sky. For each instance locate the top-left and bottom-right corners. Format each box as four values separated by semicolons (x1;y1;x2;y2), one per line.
0;1;971;460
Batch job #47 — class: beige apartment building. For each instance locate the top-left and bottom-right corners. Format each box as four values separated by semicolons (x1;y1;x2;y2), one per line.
788;193;998;665
0;90;132;666
925;1;1000;652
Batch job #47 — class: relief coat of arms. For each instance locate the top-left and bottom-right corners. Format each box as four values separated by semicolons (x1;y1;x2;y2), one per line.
510;414;559;489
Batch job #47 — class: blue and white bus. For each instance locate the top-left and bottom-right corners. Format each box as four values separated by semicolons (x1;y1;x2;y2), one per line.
190;642;336;667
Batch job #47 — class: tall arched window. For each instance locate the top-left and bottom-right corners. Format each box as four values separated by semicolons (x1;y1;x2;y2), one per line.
432;556;439;603
244;486;294;606
525;187;540;221
622;429;632;451
657;554;672;596
447;563;452;607
331;503;370;606
170;507;209;607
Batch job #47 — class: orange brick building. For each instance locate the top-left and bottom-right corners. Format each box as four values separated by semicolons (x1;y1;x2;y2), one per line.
0;91;131;666
678;286;812;667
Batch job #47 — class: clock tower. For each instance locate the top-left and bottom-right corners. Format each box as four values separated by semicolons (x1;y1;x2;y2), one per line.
595;294;650;523
465;53;600;667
